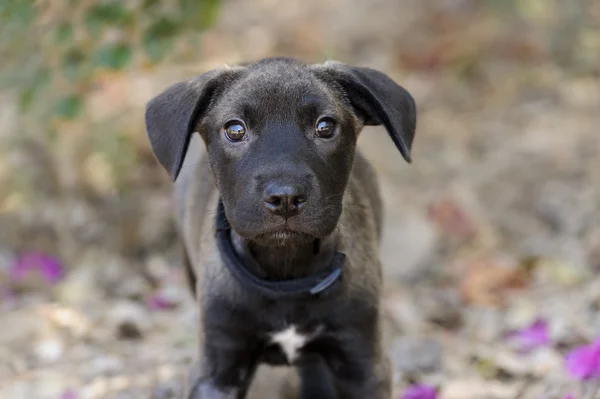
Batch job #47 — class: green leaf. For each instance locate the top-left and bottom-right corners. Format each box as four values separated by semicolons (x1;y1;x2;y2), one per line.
0;0;35;24
0;0;36;42
143;37;173;63
18;87;36;111
85;3;132;35
145;17;180;39
47;127;59;144
54;22;73;44
484;0;516;14
199;0;221;28
142;0;161;10
142;18;180;63
62;49;86;81
54;95;83;120
17;68;50;111
93;43;132;70
180;0;221;30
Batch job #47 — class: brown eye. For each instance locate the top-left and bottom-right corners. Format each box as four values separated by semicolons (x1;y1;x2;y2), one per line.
315;118;336;138
224;121;246;142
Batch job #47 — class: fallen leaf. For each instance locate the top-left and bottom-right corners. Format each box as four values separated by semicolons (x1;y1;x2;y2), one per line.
459;257;530;307
427;197;477;241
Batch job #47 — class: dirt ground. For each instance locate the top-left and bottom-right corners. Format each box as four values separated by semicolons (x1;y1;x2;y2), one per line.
1;1;600;398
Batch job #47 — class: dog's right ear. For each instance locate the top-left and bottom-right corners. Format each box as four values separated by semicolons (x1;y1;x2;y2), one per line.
311;61;416;163
145;67;243;181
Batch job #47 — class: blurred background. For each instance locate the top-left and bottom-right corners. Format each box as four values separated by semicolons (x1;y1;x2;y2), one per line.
0;0;599;398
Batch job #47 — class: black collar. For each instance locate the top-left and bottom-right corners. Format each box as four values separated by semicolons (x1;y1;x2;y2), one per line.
215;200;345;300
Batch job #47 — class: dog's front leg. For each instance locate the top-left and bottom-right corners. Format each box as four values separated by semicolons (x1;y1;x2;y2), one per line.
334;355;391;399
187;379;240;399
186;350;259;399
330;327;392;399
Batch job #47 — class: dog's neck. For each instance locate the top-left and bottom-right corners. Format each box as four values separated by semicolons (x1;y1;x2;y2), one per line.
230;231;337;280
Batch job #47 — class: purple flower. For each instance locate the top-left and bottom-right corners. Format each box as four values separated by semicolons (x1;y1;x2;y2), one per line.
60;390;77;399
146;293;176;311
402;384;437;399
565;337;600;380
10;252;64;284
506;319;550;353
564;395;574;399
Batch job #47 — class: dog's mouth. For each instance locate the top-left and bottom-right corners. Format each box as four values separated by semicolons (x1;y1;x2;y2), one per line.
252;228;317;247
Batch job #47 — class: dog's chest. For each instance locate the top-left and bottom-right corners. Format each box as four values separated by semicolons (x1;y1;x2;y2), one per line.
268;324;318;363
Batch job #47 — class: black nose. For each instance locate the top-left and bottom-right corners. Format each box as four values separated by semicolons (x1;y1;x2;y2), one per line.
263;182;307;218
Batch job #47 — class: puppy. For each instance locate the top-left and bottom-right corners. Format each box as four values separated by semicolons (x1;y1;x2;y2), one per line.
145;57;416;398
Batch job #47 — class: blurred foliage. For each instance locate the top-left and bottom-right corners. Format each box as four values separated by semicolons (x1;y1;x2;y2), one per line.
0;0;597;204
0;0;220;198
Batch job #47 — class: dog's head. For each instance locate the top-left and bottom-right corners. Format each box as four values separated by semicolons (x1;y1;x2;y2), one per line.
145;58;416;246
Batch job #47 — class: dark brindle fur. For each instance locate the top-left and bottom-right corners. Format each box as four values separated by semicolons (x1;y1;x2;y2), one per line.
145;57;417;399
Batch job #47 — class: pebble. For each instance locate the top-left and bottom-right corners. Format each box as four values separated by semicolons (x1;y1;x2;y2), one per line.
390;336;443;374
56;264;103;306
151;381;180;399
116;274;150;301
0;309;50;346
108;301;152;340
441;379;521;399
39;304;92;338
80;378;109;399
89;355;124;376
34;336;64;364
146;255;172;283
380;210;440;282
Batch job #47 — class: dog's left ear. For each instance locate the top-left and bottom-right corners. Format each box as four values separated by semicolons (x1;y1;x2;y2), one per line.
312;61;417;162
145;66;244;181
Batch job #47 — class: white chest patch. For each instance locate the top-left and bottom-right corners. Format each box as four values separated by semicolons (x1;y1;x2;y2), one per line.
269;325;308;362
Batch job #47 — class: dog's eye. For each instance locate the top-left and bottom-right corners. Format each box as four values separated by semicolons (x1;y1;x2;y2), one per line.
315;118;336;139
223;121;247;142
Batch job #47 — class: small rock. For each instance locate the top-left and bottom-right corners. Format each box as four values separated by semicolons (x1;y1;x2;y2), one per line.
491;349;535;377
98;255;137;296
108;301;152;340
80;377;109;399
34;336;64;364
0;247;14;276
503;298;538;332
526;347;563;377
382;214;440;281
108;375;130;391
464;308;505;343
535;180;594;235
157;365;178;382
383;292;428;333
421;287;463;329
441;378;521;399
146;255;172;283
138;194;176;249
33;371;70;398
116;274;150;301
39;304;92;338
88;355;124;376
151;381;180;399
390;336;443;375
55;264;102;306
0;309;51;346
